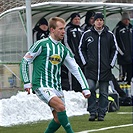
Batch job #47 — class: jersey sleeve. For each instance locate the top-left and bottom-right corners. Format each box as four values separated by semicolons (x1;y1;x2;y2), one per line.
63;50;89;90
20;42;42;84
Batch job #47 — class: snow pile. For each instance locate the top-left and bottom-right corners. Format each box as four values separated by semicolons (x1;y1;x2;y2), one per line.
0;90;88;127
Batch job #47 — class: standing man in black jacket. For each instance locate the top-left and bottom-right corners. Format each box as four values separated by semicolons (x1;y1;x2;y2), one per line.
82;10;95;32
79;13;118;121
33;17;49;42
63;13;84;92
113;12;132;85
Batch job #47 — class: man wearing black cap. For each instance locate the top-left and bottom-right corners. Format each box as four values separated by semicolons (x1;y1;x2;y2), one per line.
113;12;132;85
79;13;118;121
63;12;84;92
82;10;95;32
33;17;49;42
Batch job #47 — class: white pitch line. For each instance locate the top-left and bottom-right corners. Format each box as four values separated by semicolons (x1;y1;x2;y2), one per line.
117;112;133;114
76;124;133;133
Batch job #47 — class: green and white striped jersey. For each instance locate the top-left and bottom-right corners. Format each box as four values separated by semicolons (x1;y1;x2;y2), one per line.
20;36;89;91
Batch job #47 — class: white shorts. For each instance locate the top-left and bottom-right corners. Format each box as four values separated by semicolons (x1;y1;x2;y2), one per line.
34;87;65;110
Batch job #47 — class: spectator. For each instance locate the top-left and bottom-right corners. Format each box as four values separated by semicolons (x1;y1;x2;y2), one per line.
79;13;118;121
110;74;126;98
33;17;49;42
82;10;95;31
20;17;91;133
113;12;132;85
63;12;84;92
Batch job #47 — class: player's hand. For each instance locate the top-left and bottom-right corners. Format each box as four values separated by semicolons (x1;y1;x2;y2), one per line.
82;89;91;98
24;83;32;95
25;88;30;95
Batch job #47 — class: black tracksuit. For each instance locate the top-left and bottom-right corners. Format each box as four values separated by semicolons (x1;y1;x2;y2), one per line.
33;26;49;42
79;26;118;81
79;25;118;117
113;21;132;84
63;22;84;92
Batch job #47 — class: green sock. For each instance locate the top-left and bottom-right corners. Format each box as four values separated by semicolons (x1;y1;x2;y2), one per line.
44;119;61;133
57;111;74;133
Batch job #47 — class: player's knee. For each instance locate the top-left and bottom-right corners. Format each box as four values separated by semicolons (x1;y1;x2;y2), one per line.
57;104;65;112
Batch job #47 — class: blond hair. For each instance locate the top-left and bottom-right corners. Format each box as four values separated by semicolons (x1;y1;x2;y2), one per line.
48;17;66;29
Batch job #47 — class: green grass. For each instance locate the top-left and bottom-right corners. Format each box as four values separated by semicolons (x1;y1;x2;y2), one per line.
0;106;132;133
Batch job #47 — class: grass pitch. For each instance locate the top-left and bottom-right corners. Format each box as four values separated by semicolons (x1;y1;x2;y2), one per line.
0;106;132;133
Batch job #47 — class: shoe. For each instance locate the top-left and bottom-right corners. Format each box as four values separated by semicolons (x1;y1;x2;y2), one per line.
98;116;104;121
89;115;97;121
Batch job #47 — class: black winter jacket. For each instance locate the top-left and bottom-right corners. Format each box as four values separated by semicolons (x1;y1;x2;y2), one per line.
64;22;84;68
33;26;49;42
82;23;92;32
113;21;132;65
79;26;118;81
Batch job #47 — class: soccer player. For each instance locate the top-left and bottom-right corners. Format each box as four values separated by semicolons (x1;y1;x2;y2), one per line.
20;17;91;133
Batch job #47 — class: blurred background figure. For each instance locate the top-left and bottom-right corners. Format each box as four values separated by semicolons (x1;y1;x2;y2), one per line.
82;10;95;31
63;12;84;92
79;13;118;121
33;17;49;42
113;12;132;85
